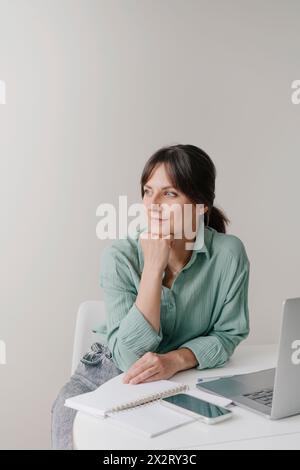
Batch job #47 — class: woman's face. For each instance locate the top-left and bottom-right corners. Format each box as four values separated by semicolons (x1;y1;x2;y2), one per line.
142;163;207;240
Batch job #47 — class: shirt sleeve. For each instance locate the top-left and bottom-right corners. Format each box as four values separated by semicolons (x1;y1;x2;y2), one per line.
99;246;163;372
178;246;250;370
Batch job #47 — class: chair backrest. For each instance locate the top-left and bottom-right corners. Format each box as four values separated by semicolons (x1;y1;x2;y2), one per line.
71;300;106;375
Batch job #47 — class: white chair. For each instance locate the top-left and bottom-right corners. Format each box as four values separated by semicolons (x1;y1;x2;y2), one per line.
71;300;106;375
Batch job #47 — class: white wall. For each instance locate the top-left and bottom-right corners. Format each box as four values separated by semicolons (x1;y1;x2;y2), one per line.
0;0;299;449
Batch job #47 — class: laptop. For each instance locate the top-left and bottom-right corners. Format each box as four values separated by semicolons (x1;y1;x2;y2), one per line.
197;297;300;419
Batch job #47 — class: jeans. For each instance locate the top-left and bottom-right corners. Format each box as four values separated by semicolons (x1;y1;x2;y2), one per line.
51;342;123;450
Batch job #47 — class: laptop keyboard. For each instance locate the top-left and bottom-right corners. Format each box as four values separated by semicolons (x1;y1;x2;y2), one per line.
243;388;274;407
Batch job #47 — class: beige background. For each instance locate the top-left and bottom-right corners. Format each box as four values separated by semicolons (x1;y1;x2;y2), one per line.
0;0;300;449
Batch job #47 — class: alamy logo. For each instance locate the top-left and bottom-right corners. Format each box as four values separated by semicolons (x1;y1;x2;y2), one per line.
0;80;6;104
291;80;300;104
291;340;300;365
0;340;6;365
95;197;206;250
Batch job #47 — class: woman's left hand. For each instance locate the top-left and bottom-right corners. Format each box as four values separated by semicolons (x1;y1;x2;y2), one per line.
122;351;180;384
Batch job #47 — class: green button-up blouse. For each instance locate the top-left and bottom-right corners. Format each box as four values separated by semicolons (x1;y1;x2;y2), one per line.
96;225;250;372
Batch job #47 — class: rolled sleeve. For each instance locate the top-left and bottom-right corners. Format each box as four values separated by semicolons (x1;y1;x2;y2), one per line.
179;250;250;370
99;247;163;371
118;302;163;355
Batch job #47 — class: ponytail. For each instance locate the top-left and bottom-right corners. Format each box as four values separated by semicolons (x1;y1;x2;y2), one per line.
206;206;230;234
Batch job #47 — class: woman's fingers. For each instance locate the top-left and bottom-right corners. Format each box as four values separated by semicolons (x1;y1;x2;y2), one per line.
122;357;152;383
122;365;146;383
139;373;162;383
122;353;159;383
128;366;158;384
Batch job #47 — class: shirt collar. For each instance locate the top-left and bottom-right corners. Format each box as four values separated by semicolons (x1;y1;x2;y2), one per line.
135;223;213;274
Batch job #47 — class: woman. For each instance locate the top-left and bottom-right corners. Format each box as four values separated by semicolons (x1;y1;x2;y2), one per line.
51;144;250;449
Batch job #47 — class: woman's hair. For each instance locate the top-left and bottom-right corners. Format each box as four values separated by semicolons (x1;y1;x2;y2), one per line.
140;144;230;233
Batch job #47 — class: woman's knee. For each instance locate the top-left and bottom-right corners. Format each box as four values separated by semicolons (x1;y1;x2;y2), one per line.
51;376;91;450
51;379;76;416
50;348;122;449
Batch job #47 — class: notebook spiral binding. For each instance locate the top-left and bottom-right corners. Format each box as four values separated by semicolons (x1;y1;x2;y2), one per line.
108;383;189;415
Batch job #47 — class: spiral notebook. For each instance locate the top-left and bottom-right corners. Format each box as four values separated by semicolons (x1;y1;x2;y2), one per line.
65;373;194;437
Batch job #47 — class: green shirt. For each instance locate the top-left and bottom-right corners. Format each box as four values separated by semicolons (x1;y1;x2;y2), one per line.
96;225;250;372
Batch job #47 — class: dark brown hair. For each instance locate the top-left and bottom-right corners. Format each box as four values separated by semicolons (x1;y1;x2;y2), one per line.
140;144;230;233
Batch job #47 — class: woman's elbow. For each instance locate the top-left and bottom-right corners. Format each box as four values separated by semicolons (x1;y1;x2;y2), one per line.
107;337;140;372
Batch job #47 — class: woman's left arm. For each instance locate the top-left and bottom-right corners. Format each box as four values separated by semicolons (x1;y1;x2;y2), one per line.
178;253;250;370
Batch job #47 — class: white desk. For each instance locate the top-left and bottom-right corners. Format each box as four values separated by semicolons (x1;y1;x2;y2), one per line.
73;344;300;450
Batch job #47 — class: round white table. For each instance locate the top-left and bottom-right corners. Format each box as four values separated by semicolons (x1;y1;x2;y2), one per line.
73;344;300;450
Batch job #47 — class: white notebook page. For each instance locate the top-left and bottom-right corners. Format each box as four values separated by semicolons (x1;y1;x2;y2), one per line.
107;400;196;438
65;372;188;417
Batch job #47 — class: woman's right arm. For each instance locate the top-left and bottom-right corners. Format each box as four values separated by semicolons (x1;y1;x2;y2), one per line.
135;232;173;333
134;266;163;333
99;233;173;371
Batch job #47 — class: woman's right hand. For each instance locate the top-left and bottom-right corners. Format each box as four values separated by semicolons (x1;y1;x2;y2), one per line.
139;231;174;275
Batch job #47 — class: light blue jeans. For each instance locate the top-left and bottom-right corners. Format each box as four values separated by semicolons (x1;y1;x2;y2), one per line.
51;342;123;450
